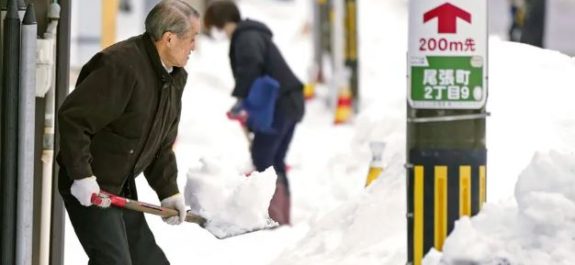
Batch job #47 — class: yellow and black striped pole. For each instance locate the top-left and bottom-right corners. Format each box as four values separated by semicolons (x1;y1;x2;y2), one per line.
344;0;358;112
316;0;331;84
407;150;486;264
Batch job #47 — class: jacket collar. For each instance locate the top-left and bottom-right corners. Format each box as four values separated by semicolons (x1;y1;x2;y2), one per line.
142;32;185;83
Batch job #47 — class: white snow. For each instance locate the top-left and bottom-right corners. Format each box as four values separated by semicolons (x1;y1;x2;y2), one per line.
431;151;575;265
184;159;278;239
63;0;575;264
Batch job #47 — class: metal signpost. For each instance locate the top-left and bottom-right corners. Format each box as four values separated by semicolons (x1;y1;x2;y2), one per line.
406;1;488;264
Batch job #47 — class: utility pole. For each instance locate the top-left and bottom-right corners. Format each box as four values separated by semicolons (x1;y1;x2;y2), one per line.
1;1;21;264
406;1;488;264
344;0;358;113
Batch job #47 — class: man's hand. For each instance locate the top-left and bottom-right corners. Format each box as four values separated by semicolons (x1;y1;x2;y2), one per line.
71;176;101;207
160;193;186;225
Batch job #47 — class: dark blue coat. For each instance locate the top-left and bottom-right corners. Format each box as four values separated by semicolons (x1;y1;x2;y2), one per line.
229;19;304;123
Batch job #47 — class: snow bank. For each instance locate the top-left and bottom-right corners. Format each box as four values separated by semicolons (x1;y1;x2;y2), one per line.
430;151;575;265
486;38;575;201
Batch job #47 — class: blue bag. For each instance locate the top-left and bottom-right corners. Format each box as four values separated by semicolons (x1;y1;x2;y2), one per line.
242;75;280;133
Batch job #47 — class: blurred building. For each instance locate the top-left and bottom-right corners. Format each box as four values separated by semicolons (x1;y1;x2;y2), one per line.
70;0;211;71
489;0;575;56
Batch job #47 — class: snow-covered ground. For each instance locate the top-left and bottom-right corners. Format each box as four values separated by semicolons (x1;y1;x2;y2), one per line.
64;0;575;264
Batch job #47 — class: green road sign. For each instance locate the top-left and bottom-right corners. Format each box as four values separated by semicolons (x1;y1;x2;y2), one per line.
409;56;484;109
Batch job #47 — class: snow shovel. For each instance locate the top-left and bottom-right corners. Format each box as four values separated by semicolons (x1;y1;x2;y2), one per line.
91;191;207;225
91;192;278;239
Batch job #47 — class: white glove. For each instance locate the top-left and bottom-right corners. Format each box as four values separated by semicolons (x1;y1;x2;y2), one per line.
160;193;186;225
71;176;100;207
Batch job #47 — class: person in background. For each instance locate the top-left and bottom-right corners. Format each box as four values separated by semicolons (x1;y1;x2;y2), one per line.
204;0;305;225
57;1;200;264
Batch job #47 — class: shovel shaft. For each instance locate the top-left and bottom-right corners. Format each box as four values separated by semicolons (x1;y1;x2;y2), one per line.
91;192;207;226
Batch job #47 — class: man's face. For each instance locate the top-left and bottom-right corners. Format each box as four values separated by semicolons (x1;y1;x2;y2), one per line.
166;17;201;68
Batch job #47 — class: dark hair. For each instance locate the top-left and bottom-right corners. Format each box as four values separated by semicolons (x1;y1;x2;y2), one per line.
145;0;200;41
204;0;241;30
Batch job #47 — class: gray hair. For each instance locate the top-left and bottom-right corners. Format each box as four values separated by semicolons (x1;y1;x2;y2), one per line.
145;0;200;41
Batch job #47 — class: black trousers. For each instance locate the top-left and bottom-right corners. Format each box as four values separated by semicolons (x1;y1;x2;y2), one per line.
61;175;169;265
251;113;296;178
251;113;294;225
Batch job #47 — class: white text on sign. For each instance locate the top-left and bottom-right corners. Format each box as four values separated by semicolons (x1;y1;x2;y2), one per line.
423;69;471;100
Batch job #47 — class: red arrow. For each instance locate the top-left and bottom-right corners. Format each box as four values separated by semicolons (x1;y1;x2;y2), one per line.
423;3;471;34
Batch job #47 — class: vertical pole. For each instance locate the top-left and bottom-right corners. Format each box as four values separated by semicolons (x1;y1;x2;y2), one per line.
16;4;36;265
344;0;358;113
312;0;322;81
39;2;61;265
406;1;488;264
1;1;20;265
520;0;546;47
0;0;25;136
319;0;331;84
51;0;70;264
0;3;5;252
332;0;353;124
31;1;52;264
1;1;4;108
329;0;344;110
32;97;45;265
38;46;54;265
101;0;118;48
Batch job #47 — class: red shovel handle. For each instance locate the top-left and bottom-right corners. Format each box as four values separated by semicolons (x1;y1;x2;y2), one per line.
91;192;127;208
91;191;207;226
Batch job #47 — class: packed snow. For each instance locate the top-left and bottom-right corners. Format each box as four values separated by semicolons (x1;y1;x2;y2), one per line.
184;160;278;239
63;0;575;264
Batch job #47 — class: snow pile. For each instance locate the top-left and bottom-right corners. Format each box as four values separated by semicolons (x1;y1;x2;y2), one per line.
430;151;575;265
273;156;407;265
515;151;575;208
184;157;278;238
486;39;575;201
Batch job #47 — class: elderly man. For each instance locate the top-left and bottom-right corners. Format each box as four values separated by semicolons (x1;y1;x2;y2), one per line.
57;1;200;264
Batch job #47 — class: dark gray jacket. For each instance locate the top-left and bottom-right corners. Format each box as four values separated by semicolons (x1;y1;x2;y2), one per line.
57;33;186;200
